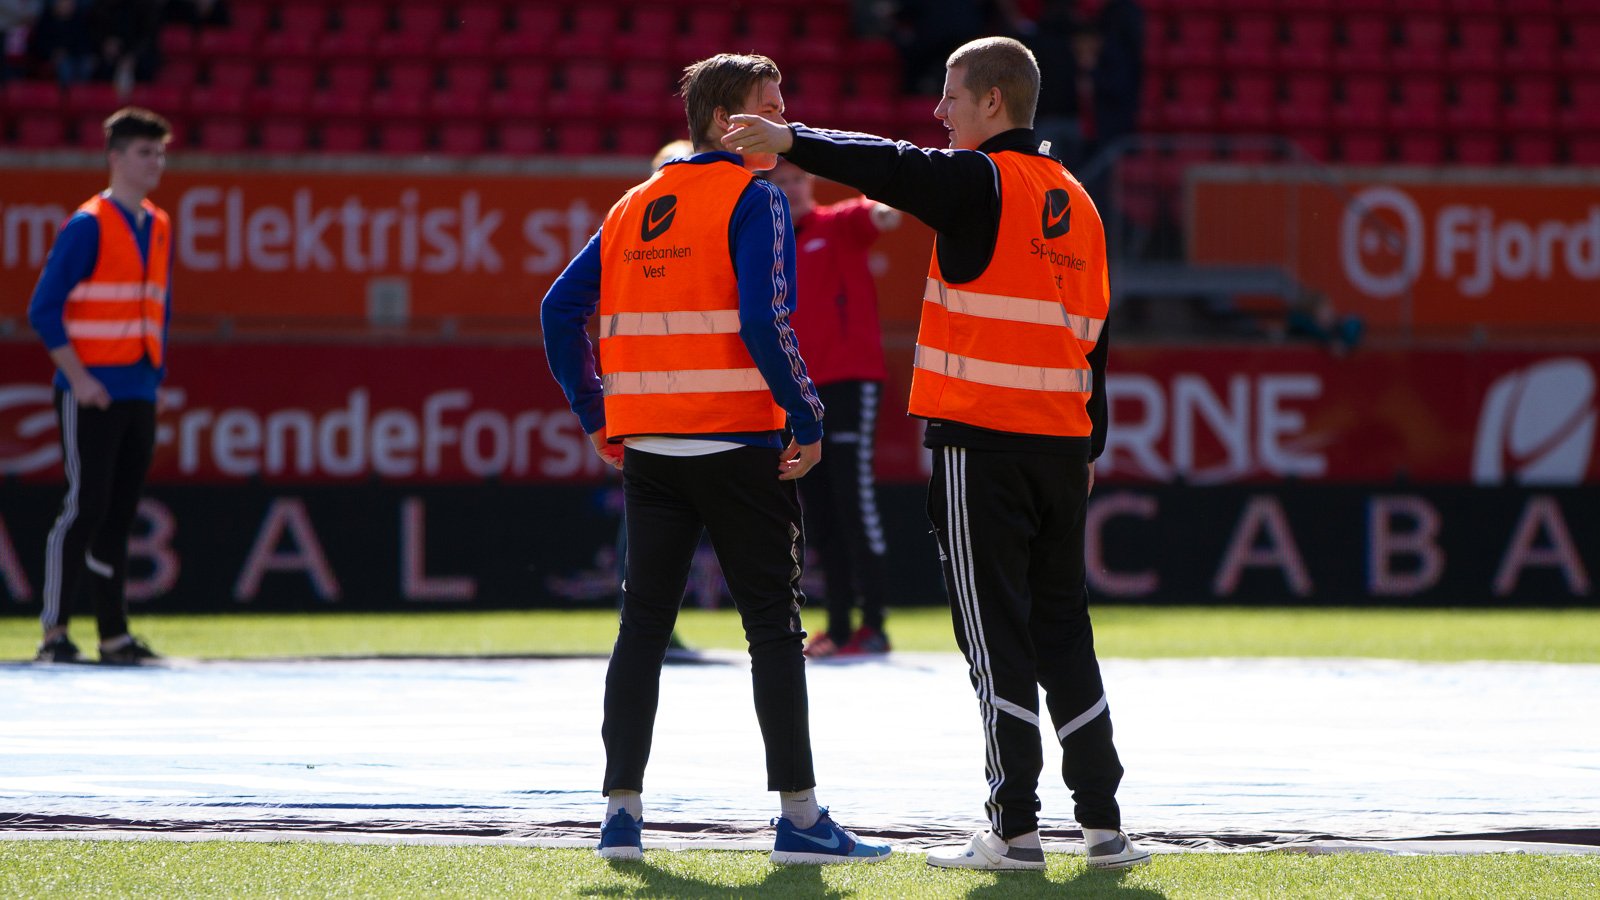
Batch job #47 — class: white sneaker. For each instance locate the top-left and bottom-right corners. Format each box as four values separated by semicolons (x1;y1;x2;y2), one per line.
1086;831;1150;870
926;830;1045;871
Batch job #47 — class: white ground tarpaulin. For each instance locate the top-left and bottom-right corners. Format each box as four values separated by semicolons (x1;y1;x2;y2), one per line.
2;654;1597;855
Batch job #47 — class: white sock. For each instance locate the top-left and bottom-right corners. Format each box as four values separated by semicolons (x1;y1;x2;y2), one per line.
607;790;642;821
779;790;820;829
1004;829;1042;851
1083;827;1120;848
99;634;133;651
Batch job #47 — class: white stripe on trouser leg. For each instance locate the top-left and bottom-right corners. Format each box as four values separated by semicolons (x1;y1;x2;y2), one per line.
1056;693;1108;742
857;383;886;556
85;554;113;578
42;399;80;628
944;447;1011;829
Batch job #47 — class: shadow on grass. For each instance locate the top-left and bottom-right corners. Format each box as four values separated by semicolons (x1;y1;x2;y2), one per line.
965;866;1168;899
583;857;842;899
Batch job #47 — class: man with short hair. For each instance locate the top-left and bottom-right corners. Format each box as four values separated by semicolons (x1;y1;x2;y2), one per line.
28;106;173;665
541;53;892;867
724;36;1150;871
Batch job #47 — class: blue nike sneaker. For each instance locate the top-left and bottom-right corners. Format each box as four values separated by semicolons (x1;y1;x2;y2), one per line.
770;808;893;865
597;810;643;860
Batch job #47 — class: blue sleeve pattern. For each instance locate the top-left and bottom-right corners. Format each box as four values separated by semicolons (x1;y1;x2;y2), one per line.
731;179;824;445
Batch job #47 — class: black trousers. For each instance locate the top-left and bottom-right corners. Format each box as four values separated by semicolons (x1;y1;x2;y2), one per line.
927;445;1126;838
796;380;889;643
602;445;816;794
42;391;155;640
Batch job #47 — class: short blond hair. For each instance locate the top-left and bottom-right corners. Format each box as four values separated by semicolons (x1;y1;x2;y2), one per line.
947;37;1040;128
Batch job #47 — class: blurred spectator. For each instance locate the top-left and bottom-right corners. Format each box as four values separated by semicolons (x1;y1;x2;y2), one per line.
877;0;986;94
1285;292;1364;356
1;0;37;82
161;0;228;29
1016;1;1085;166
1081;0;1144;159
92;0;162;93
29;0;96;86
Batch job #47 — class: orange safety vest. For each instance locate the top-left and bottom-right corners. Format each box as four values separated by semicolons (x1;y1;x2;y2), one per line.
597;160;786;440
63;195;169;368
910;151;1108;438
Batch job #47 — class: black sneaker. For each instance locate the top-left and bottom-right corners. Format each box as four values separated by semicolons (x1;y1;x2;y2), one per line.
99;636;160;665
36;634;82;663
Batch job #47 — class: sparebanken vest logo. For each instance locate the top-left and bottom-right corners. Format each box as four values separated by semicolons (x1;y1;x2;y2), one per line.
641;195;678;242
1041;189;1072;239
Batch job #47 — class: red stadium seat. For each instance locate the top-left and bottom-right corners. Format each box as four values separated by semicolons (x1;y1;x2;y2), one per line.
503;60;553;96
1389;75;1444;130
376;121;428;154
1561;79;1600;132
613;122;671;157
1503;17;1558;73
278;3;329;37
1164;12;1224;68
836;95;896;132
338;2;389;38
1279;13;1334;70
1337;131;1387;164
799;6;850;42
1562;21;1600;75
438;121;488;155
1223;14;1278;70
63;82;121;115
194;28;255;59
318;31;374;60
5;80;62;112
1396;133;1445;164
259;120;311;152
1445;76;1500;131
369;89;427;122
442;61;495;94
556;6;618;59
428;87;486;119
614;6;681;61
742;8;795;48
385;61;435;94
231;1;270;35
1504;76;1557;131
189;85;247;116
257;32;317;61
318;120;371;153
787;66;846;111
158;27;195;59
1393;14;1447;72
1161;71;1222;130
207;59;257;90
1285;131;1331;161
1447;16;1502;72
1452;133;1500;164
1570;135;1600;166
263;61;318;95
1331;74;1387;130
1276;72;1333;130
14;112;66;148
249;86;312;116
1333;14;1390;73
1509;133;1557;166
560;59;611;95
1219;72;1275;131
128;84;186;116
197;118;249;152
326;61;377;96
450;1;506;35
395;1;447;37
373;32;435;61
74;113;111;149
683;7;736;44
308;88;367;122
497;121;547;154
551;122;604;155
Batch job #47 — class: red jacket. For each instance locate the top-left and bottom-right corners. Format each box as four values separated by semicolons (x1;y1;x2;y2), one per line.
789;197;889;385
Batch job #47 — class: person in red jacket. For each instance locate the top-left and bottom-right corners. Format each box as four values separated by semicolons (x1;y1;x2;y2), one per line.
764;158;903;659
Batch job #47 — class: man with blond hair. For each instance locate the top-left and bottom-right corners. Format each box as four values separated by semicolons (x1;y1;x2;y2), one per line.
725;37;1149;871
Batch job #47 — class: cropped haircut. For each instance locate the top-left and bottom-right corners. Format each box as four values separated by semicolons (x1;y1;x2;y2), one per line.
947;37;1041;128
104;107;172;152
679;53;782;149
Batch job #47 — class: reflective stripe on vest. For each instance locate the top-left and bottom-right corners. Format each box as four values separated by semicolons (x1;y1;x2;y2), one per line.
914;346;1092;394
924;277;1104;342
597;160;785;439
600;309;743;337
910;151;1107;437
62;195;169;368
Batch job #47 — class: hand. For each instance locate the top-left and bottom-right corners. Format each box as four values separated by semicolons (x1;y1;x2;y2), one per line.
723;114;795;156
70;374;111;410
156;387;184;414
590;428;623;471
1087;461;1096;496
778;438;820;480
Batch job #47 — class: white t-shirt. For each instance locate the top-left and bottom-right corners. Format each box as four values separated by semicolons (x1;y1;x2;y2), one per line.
623;437;742;457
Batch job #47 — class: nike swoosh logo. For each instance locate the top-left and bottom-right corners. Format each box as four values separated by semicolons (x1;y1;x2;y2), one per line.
792;830;842;850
